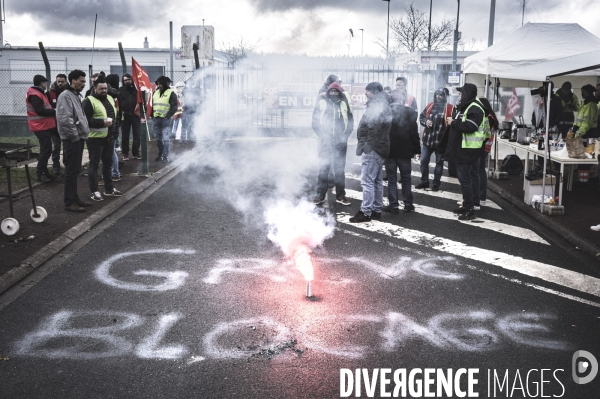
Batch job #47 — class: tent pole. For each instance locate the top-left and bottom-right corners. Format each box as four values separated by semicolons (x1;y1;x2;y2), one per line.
485;74;490;99
541;78;551;213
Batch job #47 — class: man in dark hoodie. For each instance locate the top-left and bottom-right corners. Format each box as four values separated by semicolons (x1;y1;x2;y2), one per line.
119;73;141;160
311;82;354;205
350;82;392;223
383;89;420;214
443;83;487;221
556;81;579;137
152;76;178;162
417;88;454;191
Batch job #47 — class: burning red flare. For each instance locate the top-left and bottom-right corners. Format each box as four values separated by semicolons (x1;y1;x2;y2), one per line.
294;247;314;282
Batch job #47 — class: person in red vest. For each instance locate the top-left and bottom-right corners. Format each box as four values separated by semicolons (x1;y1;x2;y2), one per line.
395;77;418;111
416;88;454;191
26;74;58;183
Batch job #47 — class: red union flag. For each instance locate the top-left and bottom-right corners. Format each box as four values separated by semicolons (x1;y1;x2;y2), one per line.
132;57;153;118
505;88;521;122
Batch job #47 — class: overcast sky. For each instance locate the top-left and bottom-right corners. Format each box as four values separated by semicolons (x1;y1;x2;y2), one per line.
3;0;599;56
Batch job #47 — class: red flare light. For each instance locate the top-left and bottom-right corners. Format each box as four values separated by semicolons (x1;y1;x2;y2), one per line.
294;247;314;282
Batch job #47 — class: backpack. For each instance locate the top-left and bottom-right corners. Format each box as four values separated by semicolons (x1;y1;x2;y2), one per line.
500;154;523;175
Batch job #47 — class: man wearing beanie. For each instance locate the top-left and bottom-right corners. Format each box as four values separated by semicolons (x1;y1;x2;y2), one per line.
570;84;598;138
350;82;392;223
556;81;579;137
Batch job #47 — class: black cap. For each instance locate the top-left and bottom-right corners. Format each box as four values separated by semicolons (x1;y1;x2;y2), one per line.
456;83;477;93
33;74;49;86
365;82;383;93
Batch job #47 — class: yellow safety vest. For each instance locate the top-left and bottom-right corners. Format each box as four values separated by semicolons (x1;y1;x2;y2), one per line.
153;89;173;118
461;100;490;149
318;99;349;132
87;95;117;139
574;101;598;136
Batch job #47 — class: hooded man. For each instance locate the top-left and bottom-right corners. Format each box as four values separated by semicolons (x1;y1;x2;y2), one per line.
443;83;488;221
350;82;392;223
119;73;141;160
416;88;454;191
571;84;599;138
383;89;420;214
556;81;580;136
26;74;57;183
152;76;178;162
46;73;68;175
311;82;354;205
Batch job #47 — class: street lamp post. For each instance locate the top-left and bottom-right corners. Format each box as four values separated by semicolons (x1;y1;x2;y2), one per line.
452;0;460;72
383;0;390;68
427;0;433;51
359;29;364;57
349;29;353;56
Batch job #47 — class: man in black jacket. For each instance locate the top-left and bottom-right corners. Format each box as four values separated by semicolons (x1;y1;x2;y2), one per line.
350;82;392;223
443;83;485;220
311;82;354;205
119;74;141;160
383;90;420;214
82;76;123;202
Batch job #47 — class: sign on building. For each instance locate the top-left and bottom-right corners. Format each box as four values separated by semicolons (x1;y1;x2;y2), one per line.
448;71;461;84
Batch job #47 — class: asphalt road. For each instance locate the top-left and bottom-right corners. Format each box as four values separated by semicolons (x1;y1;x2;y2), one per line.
0;139;599;399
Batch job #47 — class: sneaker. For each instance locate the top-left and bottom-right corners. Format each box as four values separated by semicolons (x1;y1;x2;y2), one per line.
112;176;122;182
382;206;399;214
82;170;89;177
349;210;371;223
123;156;130;161
456;201;480;210
77;201;93;208
312;197;325;205
336;197;351;206
91;191;104;201
403;204;415;212
371;212;381;221
115;146;122;153
64;203;85;213
155;155;163;162
104;189;124;197
53;169;62;177
458;209;477;220
480;200;487;205
415;182;429;189
431;185;439;192
162;157;171;163
591;225;600;231
36;174;52;183
134;155;142;160
453;206;469;214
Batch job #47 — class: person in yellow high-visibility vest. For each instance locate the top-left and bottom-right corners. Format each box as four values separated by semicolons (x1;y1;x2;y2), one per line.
571;84;598;138
152;76;178;162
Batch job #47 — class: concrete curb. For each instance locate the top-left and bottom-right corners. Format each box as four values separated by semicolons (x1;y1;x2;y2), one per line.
487;179;600;263
0;154;191;294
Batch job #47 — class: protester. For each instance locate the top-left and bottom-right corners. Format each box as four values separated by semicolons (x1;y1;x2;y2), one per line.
556;81;579;137
394;77;418;111
474;97;498;206
416;88;454;191
350;82;392;223
46;73;68;175
570;84;598;138
152;76;177;162
119;73;141;160
82;76;123;202
311;82;354;206
318;75;341;95
531;83;562;130
85;72;105;97
105;74;122;181
56;69;92;212
26;74;57;183
383;90;420;214
443;83;487;221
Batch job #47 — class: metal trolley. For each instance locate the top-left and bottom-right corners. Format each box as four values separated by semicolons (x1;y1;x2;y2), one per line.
0;141;48;235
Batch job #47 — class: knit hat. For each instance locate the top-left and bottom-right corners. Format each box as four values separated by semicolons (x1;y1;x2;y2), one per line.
33;75;49;86
581;84;596;96
365;82;383;93
561;81;572;90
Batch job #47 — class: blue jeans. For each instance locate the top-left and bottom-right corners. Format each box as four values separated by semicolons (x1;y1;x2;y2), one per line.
112;144;120;178
478;153;488;201
153;117;171;157
360;151;385;216
385;158;413;208
420;145;444;187
456;160;480;210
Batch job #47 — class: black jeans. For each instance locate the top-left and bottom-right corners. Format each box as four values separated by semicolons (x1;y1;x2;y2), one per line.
456;160;480;210
34;129;54;176
121;114;141;156
62;139;85;207
87;137;114;193
51;129;62;171
316;142;348;199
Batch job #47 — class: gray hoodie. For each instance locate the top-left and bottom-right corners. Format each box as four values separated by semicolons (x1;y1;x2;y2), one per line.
56;86;89;142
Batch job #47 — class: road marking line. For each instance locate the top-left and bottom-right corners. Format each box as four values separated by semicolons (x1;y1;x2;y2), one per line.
343;189;548;245
337;228;600;309
345;173;502;210
336;214;600;298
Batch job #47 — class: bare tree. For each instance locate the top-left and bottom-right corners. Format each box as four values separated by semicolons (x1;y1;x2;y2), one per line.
218;38;261;67
377;2;455;56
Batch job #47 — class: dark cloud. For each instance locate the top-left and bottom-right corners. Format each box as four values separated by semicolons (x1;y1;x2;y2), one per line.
249;0;412;13
10;0;165;37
